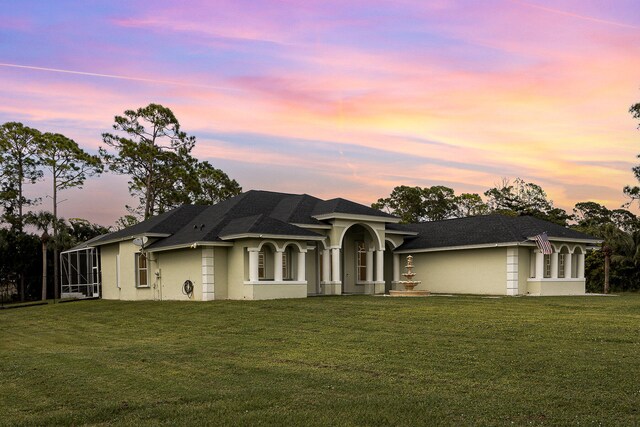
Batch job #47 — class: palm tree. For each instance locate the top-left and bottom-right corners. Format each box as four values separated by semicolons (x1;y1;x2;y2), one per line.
598;224;630;294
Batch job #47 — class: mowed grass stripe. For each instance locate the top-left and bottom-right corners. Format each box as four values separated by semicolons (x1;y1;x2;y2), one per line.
1;295;639;426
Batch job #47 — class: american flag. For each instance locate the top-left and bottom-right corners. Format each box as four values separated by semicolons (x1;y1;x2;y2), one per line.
531;232;553;254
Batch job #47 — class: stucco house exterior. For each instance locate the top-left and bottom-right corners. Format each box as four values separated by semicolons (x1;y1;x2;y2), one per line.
62;190;600;300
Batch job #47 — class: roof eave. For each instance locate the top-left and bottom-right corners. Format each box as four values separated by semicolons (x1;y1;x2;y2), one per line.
91;233;171;247
219;233;326;241
385;229;419;236
146;241;234;253
394;241;536;254
533;236;603;244
312;213;400;223
290;222;332;230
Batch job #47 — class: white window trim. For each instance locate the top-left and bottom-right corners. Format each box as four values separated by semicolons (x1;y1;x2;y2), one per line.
258;251;266;280
282;248;290;280
356;241;367;283
135;252;150;288
543;254;551;279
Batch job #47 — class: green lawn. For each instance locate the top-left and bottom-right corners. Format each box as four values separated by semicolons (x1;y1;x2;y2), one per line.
1;295;639;426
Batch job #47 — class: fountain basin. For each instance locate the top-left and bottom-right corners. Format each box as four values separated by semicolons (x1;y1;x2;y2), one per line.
389;289;430;297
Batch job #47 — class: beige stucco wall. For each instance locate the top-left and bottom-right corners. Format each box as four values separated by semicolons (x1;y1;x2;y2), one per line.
227;242;246;300
100;240;156;301
100;243;119;300
246;283;308;300
101;241;233;301
527;280;585;296
155;248;202;301
408;247;507;295
214;247;228;300
306;244;319;294
517;247;532;295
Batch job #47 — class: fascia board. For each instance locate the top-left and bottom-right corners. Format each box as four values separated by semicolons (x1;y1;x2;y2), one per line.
394;241;532;253
290;223;332;230
219;233;326;241
385;229;419;236
312;213;401;223
91;233;170;247
146;241;234;253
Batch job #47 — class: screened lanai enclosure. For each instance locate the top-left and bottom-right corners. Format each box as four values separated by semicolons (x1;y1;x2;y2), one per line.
60;239;101;299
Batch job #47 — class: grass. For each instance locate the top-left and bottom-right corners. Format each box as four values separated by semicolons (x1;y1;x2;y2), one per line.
1;295;639;426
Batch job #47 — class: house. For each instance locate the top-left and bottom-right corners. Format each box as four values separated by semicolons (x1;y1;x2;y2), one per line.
61;190;600;300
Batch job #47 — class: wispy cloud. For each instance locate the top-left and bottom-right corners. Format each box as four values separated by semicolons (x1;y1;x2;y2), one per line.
0;63;240;92
1;0;639;224
506;0;640;30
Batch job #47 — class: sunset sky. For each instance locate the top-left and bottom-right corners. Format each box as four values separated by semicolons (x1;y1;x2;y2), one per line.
2;0;640;226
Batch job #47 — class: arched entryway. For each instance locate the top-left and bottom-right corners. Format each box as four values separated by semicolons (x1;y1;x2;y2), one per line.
339;223;384;295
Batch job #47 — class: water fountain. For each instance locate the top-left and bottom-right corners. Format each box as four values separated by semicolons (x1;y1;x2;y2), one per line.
389;255;430;297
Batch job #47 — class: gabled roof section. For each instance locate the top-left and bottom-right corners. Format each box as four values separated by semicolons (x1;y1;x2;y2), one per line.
92;205;208;246
62;233;109;253
92;190;398;251
396;214;600;251
218;214;322;239
269;194;326;225
312;197;398;220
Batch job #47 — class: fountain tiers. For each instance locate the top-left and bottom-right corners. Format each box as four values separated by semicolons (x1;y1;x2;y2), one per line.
389;255;430;297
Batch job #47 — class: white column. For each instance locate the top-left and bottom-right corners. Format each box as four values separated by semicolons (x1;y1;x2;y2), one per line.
565;252;573;279
202;248;215;301
375;250;384;283
248;249;259;282
322;249;330;283
535;250;544;279
393;254;400;282
506;247;518;296
577;253;585;279
551;252;559;279
365;250;374;282
297;251;306;281
274;250;283;281
331;247;341;283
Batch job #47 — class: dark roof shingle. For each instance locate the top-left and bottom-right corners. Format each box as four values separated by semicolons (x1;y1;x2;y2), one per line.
94;190;393;250
396;215;599;251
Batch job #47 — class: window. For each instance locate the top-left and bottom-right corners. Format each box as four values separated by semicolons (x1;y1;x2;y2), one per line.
543;254;551;278
529;250;536;278
258;251;265;279
558;254;565;278
135;253;148;287
282;248;291;280
356;241;367;282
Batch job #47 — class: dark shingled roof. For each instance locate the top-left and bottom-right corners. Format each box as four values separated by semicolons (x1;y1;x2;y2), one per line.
92;205;208;245
219;214;321;238
93;190;395;250
396;214;599;251
313;198;397;218
62;233;109;252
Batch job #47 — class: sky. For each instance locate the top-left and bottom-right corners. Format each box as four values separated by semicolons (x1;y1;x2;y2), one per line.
1;0;640;226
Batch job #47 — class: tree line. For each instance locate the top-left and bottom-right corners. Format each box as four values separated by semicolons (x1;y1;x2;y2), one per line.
0;103;241;302
372;103;640;293
2;101;639;301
